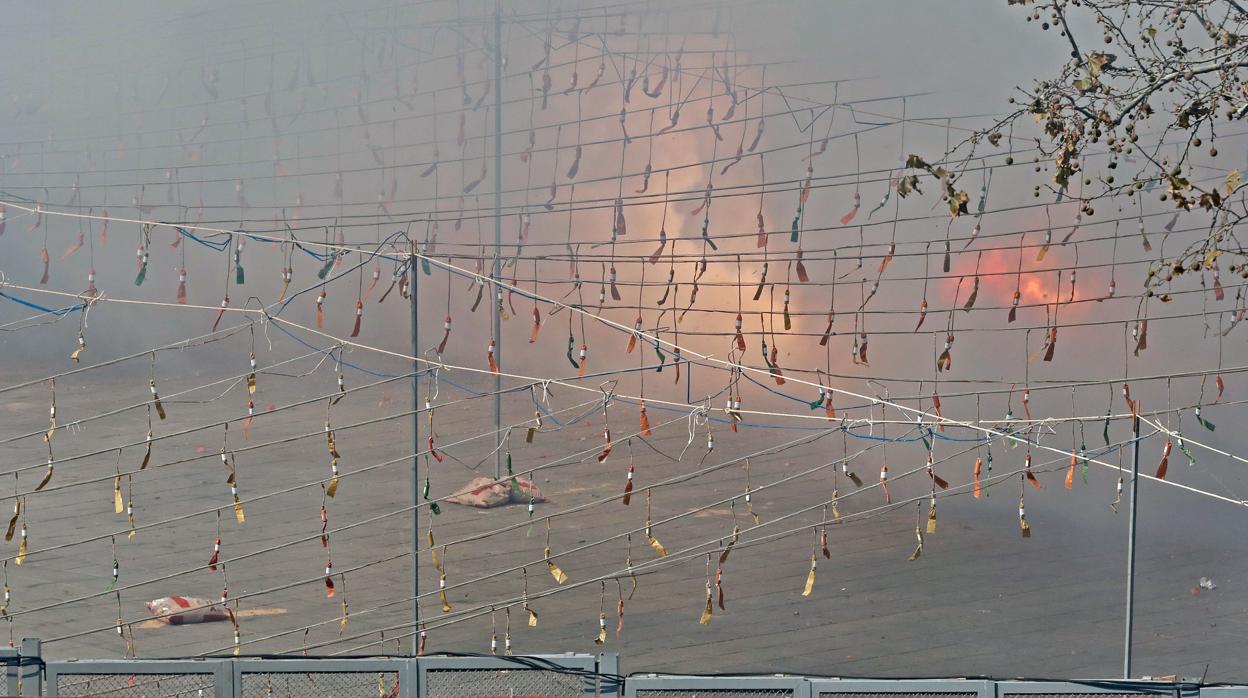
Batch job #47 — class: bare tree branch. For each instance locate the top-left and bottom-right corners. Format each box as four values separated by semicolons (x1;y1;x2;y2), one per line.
907;0;1248;291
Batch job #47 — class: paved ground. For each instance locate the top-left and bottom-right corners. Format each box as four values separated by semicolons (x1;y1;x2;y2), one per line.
1;324;1247;683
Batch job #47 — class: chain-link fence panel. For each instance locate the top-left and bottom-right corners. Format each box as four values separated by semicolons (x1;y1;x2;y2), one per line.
820;692;979;698
424;667;591;698
240;670;401;698
1004;694;1155;698
53;671;217;697
636;689;795;698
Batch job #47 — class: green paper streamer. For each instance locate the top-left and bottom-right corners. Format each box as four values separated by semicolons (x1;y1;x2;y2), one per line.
566;335;579;369
422;477;441;515
701;222;719;250
868;189;890;219
1177;436;1196;467
134;265;147;286
506;452;521;496
983;451;993;497
808;392;824;410
316;256;336;280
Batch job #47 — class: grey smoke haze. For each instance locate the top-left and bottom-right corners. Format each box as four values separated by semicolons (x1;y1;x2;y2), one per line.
0;0;1246;676
0;0;1236;423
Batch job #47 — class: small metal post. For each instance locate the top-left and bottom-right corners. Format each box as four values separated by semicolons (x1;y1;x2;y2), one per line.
410;254;421;655
492;0;504;479
1124;412;1140;679
19;638;40;697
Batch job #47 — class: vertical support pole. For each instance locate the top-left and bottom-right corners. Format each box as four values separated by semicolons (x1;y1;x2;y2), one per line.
18;638;40;697
686;363;692;405
410;253;421;655
597;653;621;696
403;656;419;698
492;0;504;479
1124;412;1140;679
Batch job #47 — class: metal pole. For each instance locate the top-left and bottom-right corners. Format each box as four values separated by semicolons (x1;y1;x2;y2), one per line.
410;253;420;654
19;637;40;697
1123;412;1140;679
492;0;504;479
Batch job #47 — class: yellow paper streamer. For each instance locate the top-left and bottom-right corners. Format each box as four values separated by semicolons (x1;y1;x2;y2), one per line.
647;530;668;557
545;547;569;584
4;500;20;542
439;574;452;612
908;526;924;561
325;421;340;458
801;554;816;596
333;372;346;405
127;490;136;540
339;578;349;632
233;495;246;524
45;385;56;443
114;475;124;514
70;333;86;363
150;381;166;420
718;525;739;565
594;613;607;644
35;461;53;492
645;490;667;557
429;532;442;573
15;526;28;566
140;431;152;470
326;458;340;498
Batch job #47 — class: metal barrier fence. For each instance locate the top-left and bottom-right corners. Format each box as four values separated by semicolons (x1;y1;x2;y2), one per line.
1;641;1244;698
234;658;408;698
0;639;44;697
34;650;613;698
623;676;1240;698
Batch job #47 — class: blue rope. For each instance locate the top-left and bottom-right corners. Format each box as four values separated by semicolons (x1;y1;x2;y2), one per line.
173;226;230;252
0;290;82;317
266;317;408;379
